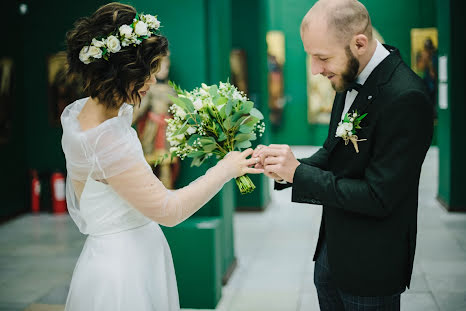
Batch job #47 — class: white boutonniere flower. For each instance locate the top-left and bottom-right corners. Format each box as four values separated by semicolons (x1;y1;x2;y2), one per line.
335;110;368;153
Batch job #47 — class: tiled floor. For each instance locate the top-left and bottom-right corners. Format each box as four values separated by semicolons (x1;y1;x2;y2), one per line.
1;146;465;311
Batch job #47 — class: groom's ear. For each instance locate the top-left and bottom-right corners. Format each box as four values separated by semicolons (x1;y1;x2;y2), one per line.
352;34;369;56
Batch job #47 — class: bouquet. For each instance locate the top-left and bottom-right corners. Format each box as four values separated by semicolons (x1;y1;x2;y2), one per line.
165;81;265;194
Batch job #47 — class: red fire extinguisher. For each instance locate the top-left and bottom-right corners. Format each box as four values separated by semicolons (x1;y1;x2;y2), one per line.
31;170;41;213
51;171;67;214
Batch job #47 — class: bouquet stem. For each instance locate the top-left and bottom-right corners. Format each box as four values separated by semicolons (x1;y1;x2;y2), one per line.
235;175;256;194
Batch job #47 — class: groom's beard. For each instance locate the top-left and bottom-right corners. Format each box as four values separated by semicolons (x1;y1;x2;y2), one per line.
332;45;360;92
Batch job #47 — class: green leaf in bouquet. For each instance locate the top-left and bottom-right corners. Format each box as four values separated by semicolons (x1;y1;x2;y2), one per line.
226;100;233;116
234;140;252;150
180;97;195;113
218;132;227;142
250;108;264;120
243;115;260;127
233;116;247;129
209;85;218;97
200;137;217;146
214;96;228;107
218;104;227;119
174;121;189;136
187;134;202;146
223;116;234;130
187;151;205;158
235;133;256;142
232;112;244;124
239;101;254;114
239;124;254;133
167;94;188;111
202;143;217;153
187;113;202;125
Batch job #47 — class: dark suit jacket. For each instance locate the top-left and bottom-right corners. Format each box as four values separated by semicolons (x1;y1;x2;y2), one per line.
276;45;433;296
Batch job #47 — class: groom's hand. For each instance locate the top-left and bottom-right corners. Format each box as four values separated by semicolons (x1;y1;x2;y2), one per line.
252;145;284;181
255;144;300;183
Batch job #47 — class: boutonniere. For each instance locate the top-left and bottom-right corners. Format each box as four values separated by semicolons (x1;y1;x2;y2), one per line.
335;110;367;153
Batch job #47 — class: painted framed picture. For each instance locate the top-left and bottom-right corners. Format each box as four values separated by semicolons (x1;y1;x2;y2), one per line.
230;49;248;95
0;57;14;144
47;52;84;126
266;31;286;126
411;28;438;117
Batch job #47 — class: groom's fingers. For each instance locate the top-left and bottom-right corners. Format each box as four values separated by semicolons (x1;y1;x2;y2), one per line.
257;148;283;158
264;164;280;175
268;144;290;150
264;156;281;166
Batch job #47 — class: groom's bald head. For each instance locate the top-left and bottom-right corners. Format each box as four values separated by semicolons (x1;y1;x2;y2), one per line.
301;0;373;45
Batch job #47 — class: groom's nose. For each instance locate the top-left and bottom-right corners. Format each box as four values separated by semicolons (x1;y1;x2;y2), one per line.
311;59;324;75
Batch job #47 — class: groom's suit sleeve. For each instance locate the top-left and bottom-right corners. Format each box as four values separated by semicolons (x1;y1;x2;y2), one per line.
291;90;433;218
274;141;330;191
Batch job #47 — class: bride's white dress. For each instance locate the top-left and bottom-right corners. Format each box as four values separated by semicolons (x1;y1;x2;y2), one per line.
61;98;231;310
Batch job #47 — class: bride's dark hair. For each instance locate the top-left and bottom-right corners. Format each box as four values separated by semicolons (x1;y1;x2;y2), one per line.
66;2;169;108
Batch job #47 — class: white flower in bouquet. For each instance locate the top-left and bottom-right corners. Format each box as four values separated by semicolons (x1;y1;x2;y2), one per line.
165;81;266;194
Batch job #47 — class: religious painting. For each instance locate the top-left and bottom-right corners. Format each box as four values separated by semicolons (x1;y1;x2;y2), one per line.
411;28;438;118
0;58;14;144
132;54;180;189
230;49;248;95
47;52;84;126
266;31;286;126
307;27;385;124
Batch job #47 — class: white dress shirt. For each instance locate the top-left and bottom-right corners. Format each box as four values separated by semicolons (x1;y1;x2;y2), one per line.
341;40;390;120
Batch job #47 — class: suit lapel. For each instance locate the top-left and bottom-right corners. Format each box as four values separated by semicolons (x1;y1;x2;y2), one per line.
326;92;347;153
327;45;403;155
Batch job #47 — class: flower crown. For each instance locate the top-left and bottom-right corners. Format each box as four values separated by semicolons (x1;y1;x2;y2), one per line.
79;13;161;65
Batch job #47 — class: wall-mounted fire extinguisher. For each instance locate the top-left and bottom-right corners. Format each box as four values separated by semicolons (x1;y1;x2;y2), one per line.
31;170;41;213
51;171;67;214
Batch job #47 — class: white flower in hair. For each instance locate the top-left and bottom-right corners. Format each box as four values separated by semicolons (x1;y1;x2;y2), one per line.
106;35;121;53
135;21;149;36
91;38;105;48
119;24;133;38
79;12;161;64
143;14;160;29
79;46;91;64
88;46;103;59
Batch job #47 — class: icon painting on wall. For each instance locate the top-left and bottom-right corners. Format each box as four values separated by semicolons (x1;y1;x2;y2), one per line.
47;52;85;126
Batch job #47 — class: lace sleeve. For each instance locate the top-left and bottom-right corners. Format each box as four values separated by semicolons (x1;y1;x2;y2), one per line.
95;122;233;227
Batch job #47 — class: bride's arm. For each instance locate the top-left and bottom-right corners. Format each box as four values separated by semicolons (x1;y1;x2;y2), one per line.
106;149;261;227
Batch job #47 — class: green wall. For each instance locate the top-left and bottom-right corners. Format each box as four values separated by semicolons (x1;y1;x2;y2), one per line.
437;0;466;210
265;0;437;146
0;1;28;218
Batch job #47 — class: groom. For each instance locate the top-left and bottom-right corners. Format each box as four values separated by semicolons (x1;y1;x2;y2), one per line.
254;0;433;310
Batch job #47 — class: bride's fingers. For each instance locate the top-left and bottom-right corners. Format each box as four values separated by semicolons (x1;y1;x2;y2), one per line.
245;157;260;167
240;148;254;159
243;167;264;175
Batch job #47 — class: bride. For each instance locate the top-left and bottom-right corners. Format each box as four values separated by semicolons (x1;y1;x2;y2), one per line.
61;3;263;310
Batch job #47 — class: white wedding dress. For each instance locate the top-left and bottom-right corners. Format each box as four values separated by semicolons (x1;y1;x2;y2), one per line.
61;98;232;310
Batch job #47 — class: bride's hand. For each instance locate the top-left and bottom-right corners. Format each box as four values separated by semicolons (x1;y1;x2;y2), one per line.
220;148;264;178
